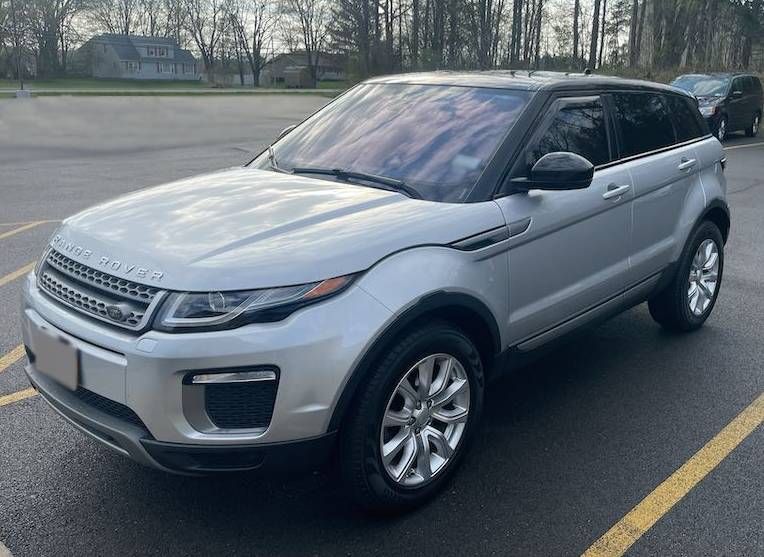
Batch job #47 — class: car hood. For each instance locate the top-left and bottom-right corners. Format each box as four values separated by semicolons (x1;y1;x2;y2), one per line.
51;167;505;291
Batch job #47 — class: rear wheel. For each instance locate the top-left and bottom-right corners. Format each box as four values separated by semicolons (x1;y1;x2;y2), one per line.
648;221;724;331
340;321;484;513
745;113;760;137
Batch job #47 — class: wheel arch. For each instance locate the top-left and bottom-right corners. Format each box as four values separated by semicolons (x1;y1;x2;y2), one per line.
701;199;731;244
327;291;501;431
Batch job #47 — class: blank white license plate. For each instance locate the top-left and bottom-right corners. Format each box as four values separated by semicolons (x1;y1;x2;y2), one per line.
34;327;79;391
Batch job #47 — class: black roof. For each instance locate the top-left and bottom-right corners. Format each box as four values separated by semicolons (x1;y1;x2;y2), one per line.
366;70;693;97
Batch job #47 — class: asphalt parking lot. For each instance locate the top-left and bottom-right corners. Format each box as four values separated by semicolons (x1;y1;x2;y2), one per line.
1;95;762;556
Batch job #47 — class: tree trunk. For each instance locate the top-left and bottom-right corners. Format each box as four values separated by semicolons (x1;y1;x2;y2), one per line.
534;0;543;67
598;0;607;67
628;0;639;66
588;0;601;69
573;0;580;60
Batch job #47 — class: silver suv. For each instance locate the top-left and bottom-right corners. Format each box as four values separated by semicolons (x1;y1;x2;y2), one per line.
21;72;729;511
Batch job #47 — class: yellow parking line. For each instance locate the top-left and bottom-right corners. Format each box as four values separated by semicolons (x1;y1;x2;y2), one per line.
0;388;38;408
0;221;48;241
0;219;59;227
0;345;36;408
0;262;35;288
0;345;25;374
582;392;764;557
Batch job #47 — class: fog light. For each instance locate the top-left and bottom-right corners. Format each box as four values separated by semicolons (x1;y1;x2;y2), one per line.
188;369;277;384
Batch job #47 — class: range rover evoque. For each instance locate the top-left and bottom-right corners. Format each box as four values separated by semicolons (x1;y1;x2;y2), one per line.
21;71;729;512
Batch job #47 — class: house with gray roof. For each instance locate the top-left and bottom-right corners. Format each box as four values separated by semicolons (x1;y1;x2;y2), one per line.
79;34;198;80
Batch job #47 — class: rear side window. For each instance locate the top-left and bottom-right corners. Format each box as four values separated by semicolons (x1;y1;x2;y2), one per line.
753;77;763;94
612;93;676;157
526;97;611;168
665;94;705;142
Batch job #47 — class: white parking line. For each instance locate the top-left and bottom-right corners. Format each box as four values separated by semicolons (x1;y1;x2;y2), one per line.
0;540;13;557
723;141;764;151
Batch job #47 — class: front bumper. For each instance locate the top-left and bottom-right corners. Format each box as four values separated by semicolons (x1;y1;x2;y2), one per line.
26;365;336;473
20;272;392;471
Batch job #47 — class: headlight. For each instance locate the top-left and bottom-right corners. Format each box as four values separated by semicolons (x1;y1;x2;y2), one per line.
699;105;718;117
155;274;355;332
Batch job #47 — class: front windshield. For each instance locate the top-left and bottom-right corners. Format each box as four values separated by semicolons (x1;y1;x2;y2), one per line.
672;75;730;97
252;83;530;202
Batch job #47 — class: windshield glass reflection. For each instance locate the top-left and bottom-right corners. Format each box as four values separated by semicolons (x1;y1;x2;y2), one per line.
253;83;530;202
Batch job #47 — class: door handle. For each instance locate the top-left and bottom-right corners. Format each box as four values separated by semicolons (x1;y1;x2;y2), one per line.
602;184;630;200
678;158;697;171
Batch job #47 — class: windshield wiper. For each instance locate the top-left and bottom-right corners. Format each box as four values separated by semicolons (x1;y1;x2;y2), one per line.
291;167;422;199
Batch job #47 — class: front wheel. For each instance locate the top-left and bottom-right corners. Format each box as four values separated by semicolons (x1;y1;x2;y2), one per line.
716;116;728;141
340;322;484;513
648;221;724;331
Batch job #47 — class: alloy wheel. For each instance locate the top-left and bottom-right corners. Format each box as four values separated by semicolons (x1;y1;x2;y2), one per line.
688;239;720;316
753;115;760;136
379;353;470;487
717;119;727;141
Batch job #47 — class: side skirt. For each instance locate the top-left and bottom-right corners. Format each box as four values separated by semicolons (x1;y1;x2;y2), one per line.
490;265;675;379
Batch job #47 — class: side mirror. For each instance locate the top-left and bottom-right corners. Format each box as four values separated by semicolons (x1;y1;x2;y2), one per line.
731;90;743;98
525;152;594;190
276;124;297;141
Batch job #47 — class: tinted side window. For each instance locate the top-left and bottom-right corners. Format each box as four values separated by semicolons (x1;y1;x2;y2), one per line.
527;97;610;168
732;77;745;94
753;77;763;94
666;94;704;142
612;93;676;157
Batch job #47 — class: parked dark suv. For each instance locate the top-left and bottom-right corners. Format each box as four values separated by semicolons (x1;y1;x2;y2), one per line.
671;73;763;141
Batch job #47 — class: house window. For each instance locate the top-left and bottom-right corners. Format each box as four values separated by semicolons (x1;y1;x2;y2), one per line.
183;63;195;74
124;61;141;73
156;62;175;74
147;46;169;57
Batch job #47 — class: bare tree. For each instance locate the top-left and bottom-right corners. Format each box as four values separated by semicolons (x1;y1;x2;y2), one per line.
281;0;330;85
90;0;139;35
184;0;228;81
230;0;277;86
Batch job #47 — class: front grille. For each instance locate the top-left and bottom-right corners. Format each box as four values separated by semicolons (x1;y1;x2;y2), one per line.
204;382;278;430
72;387;147;430
46;250;160;303
38;250;164;331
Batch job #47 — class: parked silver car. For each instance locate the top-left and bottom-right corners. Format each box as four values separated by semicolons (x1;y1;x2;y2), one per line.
21;71;729;512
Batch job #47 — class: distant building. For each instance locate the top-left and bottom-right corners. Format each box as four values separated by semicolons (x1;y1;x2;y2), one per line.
259;51;346;87
78;34;198;80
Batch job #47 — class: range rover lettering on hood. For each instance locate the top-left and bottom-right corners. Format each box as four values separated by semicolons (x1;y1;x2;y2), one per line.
51;234;165;282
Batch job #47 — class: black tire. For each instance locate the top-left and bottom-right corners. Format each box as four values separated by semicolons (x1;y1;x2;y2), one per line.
648;221;724;331
340;321;484;513
745;112;760;137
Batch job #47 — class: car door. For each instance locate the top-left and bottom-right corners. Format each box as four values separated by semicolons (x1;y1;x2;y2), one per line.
728;76;748;131
494;95;633;347
610;92;703;285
